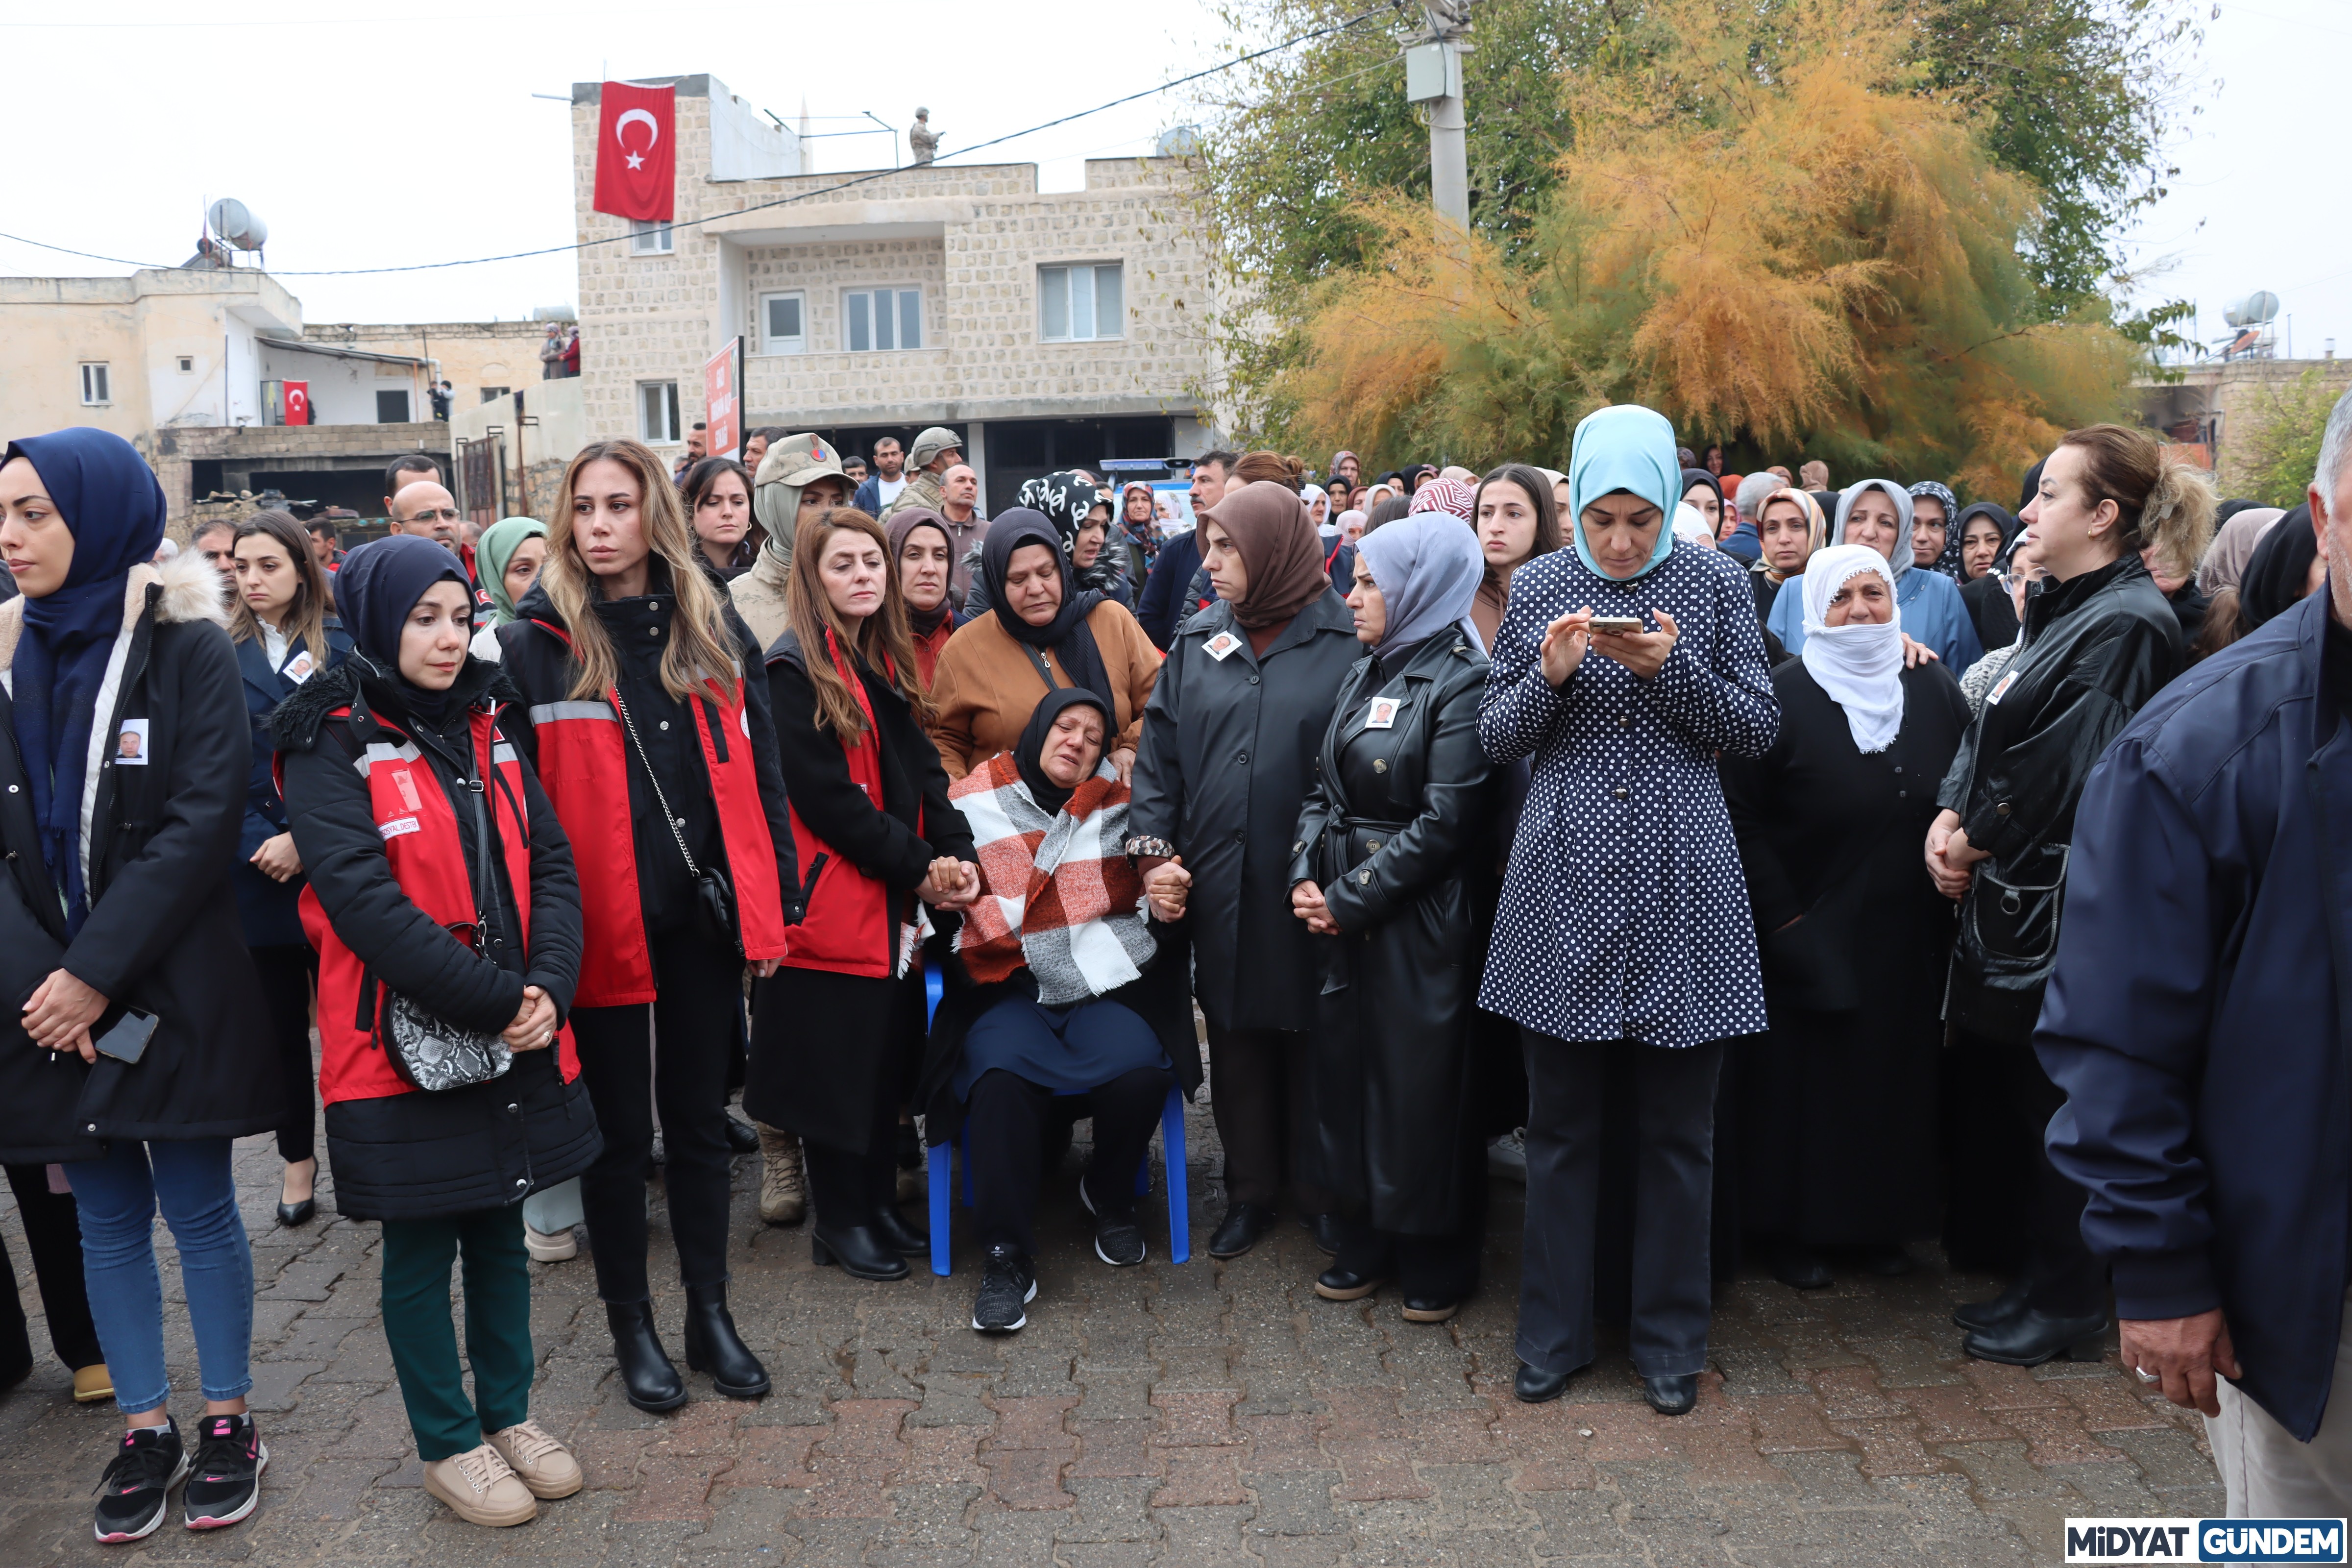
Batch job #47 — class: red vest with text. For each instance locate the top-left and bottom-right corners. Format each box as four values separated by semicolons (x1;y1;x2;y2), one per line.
779;630;911;980
294;709;581;1106
520;621;790;1006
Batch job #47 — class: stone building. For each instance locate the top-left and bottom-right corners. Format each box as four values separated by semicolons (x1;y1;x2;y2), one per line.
2140;356;2352;498
568;74;1218;514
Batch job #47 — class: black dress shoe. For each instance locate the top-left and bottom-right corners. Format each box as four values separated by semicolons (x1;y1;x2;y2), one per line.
812;1225;911;1281
1858;1242;1914;1277
725;1114;760;1155
1962;1308;2108;1367
1953;1277;2032;1334
870;1205;931;1256
1313;1266;1385;1302
1400;1295;1461;1324
606;1300;688;1413
275;1197;316;1226
1765;1243;1834;1290
682;1283;769;1398
1642;1373;1699;1416
1308;1213;1342;1256
1515;1362;1573;1404
1207;1203;1276;1259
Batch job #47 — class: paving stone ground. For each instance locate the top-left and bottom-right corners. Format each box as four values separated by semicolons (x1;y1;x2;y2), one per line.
0;1078;2217;1567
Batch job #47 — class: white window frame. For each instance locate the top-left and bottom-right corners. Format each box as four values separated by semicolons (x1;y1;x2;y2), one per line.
1038;263;1125;343
79;362;111;405
638;380;682;444
760;291;807;355
842;287;923;353
629;218;674;255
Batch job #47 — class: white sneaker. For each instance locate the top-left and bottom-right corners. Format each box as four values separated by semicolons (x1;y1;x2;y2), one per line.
1487;1128;1528;1183
524;1224;577;1263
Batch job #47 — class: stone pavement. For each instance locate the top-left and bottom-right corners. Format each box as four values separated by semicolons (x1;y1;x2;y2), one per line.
0;1091;2219;1567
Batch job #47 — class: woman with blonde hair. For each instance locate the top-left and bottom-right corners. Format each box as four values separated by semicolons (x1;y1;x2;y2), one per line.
749;507;980;1281
495;439;800;1414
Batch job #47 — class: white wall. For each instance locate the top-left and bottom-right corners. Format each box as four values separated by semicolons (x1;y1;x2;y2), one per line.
257;343;420;425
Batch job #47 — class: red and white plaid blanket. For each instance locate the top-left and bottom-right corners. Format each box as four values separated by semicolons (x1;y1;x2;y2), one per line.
948;751;1153;1004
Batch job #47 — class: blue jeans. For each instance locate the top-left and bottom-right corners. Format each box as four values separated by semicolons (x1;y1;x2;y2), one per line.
66;1139;255;1414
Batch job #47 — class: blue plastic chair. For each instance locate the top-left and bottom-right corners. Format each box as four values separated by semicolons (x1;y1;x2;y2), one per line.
922;961;1190;1275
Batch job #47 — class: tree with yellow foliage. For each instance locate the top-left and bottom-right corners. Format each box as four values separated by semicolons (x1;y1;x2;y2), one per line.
1272;0;2143;495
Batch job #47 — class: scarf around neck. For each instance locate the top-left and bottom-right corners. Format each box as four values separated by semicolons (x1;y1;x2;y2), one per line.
6;428;169;934
1799;544;1906;754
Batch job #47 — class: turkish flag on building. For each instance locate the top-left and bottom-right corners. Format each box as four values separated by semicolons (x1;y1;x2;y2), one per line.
283;381;309;426
593;81;676;222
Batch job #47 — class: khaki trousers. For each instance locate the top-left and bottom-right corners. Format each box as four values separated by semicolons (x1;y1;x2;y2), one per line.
2208;1288;2352;1518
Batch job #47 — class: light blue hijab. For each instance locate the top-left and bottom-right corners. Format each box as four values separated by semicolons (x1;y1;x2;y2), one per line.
1567;404;1682;582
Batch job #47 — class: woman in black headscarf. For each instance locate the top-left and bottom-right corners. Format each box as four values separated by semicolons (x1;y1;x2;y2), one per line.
927;510;1160;781
1957;503;2027;652
955;469;1131;613
2237;504;2321;631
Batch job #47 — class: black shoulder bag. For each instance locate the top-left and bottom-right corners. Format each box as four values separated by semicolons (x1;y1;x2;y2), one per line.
611;686;740;951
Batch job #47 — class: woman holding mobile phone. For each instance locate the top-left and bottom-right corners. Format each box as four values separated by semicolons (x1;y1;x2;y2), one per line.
0;428;284;1542
1477;405;1779;1418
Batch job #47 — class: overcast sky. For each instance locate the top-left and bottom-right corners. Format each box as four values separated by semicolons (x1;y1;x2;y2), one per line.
0;0;2338;354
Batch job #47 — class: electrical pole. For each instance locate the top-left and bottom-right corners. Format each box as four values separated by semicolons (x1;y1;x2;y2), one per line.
1405;0;1472;233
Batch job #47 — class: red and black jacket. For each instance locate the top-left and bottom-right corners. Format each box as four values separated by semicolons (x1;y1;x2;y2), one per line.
497;578;799;1006
766;629;973;978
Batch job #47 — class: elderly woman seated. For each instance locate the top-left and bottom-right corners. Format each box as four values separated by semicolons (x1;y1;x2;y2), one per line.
919;690;1200;1335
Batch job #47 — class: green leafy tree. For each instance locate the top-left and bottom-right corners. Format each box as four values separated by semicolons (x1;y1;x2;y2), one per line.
2234;368;2352;508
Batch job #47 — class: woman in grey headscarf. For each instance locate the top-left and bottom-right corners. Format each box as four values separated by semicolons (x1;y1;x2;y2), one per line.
1290;514;1496;1324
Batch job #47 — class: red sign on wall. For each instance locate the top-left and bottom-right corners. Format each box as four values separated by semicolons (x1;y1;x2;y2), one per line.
284;381;310;426
703;339;742;462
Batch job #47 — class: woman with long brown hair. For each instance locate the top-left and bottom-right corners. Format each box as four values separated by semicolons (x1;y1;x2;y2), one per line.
747;507;980;1282
227;510;352;1227
495;439;799;1414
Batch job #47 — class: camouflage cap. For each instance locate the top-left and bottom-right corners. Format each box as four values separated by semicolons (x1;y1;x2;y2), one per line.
754;432;850;491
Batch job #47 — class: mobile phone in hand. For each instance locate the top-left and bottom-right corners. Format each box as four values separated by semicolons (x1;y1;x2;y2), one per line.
92;1008;160;1065
1589;616;1644;635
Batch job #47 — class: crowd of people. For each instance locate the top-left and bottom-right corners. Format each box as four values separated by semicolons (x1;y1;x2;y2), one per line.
4;385;2352;1539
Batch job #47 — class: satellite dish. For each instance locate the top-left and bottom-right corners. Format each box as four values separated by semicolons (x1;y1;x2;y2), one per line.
2224;291;2280;328
206;198;269;252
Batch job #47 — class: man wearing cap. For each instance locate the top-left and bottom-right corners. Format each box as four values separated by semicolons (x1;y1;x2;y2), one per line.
732;432;855;649
879;426;962;525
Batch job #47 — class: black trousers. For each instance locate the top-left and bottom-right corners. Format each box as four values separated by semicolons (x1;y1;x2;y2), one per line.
0;1162;103;1377
251;943;318;1166
570;931;743;1303
1204;1022;1332;1215
2011;1042;2107;1317
1518;1034;1724;1378
803;1085;902;1232
965;1066;1174;1258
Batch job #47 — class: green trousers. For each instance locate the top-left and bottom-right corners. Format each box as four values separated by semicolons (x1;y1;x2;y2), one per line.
379;1206;536;1462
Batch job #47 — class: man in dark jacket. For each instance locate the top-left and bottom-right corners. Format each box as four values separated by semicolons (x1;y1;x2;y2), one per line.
2038;388;2352;1514
1137;451;1234;648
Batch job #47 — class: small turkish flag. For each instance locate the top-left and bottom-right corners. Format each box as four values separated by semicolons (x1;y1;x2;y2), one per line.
283;381;309;426
593;81;676;222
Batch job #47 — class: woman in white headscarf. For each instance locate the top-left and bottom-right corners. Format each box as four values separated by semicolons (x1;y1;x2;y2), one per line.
1719;545;1970;1290
1290;514;1494;1325
1767;480;1984;672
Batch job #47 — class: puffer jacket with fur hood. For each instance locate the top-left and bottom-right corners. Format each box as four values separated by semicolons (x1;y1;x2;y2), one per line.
0;552;280;1161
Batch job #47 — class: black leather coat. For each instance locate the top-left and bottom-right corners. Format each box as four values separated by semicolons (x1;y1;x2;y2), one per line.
1289;633;1495;1234
1937;554;2183;1041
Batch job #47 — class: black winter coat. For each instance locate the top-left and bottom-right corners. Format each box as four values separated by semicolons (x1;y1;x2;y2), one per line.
273;657;598;1221
1289;633;1495;1234
234;620;353;948
0;556;279;1163
1128;590;1362;1033
1937;554;2184;1042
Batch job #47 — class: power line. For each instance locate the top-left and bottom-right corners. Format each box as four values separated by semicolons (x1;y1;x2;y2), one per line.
0;9;1388;280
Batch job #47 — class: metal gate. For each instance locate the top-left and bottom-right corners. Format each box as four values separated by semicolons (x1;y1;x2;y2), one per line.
457;435;506;529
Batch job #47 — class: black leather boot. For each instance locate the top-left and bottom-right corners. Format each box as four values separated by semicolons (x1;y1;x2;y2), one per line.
682;1284;769;1399
606;1300;687;1413
1962;1308;2109;1367
870;1204;930;1256
1953;1275;2032;1334
811;1226;910;1281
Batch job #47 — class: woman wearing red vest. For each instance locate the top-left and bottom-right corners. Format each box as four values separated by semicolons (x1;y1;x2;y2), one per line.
496;440;800;1414
274;537;595;1527
751;508;979;1281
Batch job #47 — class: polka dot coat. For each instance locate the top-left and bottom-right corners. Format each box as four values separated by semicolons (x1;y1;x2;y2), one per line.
1477;540;1780;1049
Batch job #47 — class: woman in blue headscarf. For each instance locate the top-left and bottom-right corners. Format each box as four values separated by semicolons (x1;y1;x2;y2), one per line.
0;428;281;1541
1767;479;1984;672
1476;404;1779;1418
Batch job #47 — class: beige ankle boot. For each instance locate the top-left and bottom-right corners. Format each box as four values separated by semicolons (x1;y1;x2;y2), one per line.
422;1443;537;1527
486;1420;583;1499
757;1121;806;1225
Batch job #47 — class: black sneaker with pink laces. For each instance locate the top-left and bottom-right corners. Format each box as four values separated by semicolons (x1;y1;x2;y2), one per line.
92;1420;187;1544
182;1413;267;1530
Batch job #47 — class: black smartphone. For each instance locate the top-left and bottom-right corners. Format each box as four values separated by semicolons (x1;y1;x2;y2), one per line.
92;1008;159;1066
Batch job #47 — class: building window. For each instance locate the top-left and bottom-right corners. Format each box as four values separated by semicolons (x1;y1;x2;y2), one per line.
844;288;922;353
630;219;674;255
1039;264;1125;342
479;386;510;404
79;363;111;405
638;381;681;443
761;292;807;355
176;356;194;373
376;389;411;422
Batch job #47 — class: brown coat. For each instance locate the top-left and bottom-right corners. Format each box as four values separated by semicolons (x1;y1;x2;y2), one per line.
929;600;1160;778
